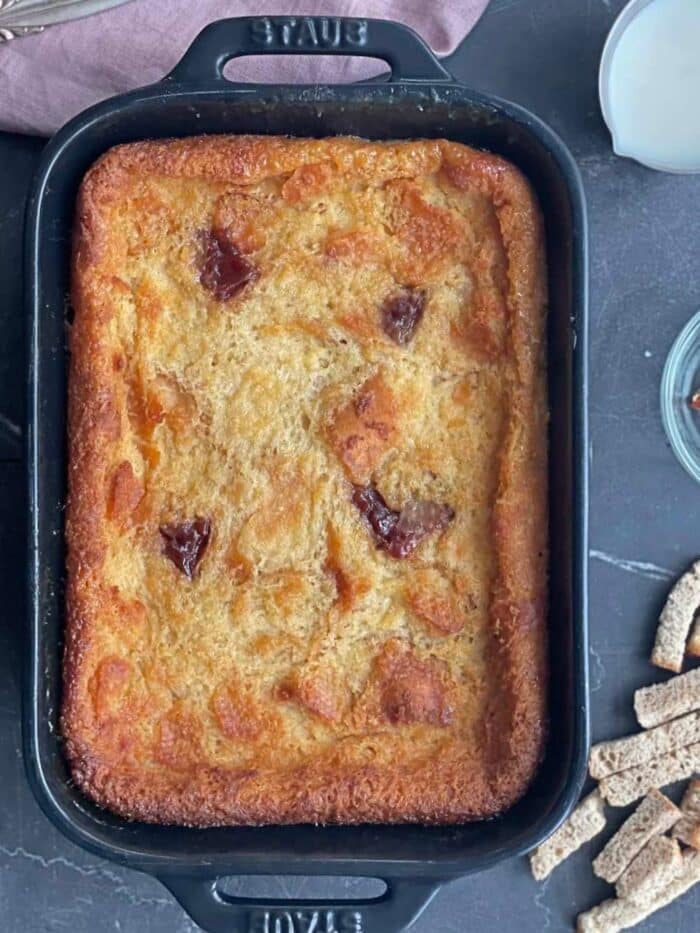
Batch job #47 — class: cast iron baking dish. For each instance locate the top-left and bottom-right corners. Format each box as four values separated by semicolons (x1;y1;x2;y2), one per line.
25;16;589;933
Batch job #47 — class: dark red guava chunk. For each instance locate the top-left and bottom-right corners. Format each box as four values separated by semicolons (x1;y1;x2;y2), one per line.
380;288;426;345
352;485;453;558
199;228;258;301
160;517;211;579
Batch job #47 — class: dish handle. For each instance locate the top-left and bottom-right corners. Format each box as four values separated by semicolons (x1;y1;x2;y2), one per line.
157;873;442;933
166;15;454;85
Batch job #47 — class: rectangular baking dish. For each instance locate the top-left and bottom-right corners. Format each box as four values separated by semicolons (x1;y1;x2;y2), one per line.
25;16;589;933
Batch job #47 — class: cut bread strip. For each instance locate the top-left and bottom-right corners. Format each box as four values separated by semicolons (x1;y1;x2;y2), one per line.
529;790;606;881
589;711;700;780
598;742;700;807
634;668;700;728
592;789;681;883
679;775;700;818
651;560;700;672
671;777;700;849
688;616;700;657
673;817;700;849
615;835;682;904
577;849;700;933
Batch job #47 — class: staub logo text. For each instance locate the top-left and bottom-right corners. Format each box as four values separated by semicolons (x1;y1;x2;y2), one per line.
248;908;363;933
249;17;368;50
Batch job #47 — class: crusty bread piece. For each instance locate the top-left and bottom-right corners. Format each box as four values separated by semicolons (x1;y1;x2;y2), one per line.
598;743;700;807
577;850;700;933
673;817;700;849
671;777;700;849
688;617;700;657
679;776;700;818
651;560;700;672
615;835;682;904
589;711;700;780
529;790;606;881
634;668;700;728
593;789;681;883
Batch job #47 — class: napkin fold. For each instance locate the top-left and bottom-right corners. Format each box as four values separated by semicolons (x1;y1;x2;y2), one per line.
0;1;490;136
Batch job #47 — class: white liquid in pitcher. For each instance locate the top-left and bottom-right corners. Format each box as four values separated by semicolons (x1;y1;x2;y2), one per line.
607;0;700;171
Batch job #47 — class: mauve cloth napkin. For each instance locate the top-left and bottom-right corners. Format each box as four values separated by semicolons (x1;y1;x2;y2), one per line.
0;1;490;136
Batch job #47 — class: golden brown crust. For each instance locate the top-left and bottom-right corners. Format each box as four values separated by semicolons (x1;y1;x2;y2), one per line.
64;135;548;826
326;372;399;484
440;142;549;802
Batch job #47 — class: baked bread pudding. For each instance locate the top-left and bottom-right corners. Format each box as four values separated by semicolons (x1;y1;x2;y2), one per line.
64;135;548;825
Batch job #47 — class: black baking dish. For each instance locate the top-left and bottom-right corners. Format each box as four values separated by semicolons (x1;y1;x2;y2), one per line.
25;16;589;933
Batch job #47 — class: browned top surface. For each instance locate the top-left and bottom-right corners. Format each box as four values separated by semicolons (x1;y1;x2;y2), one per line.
64;135;548;826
